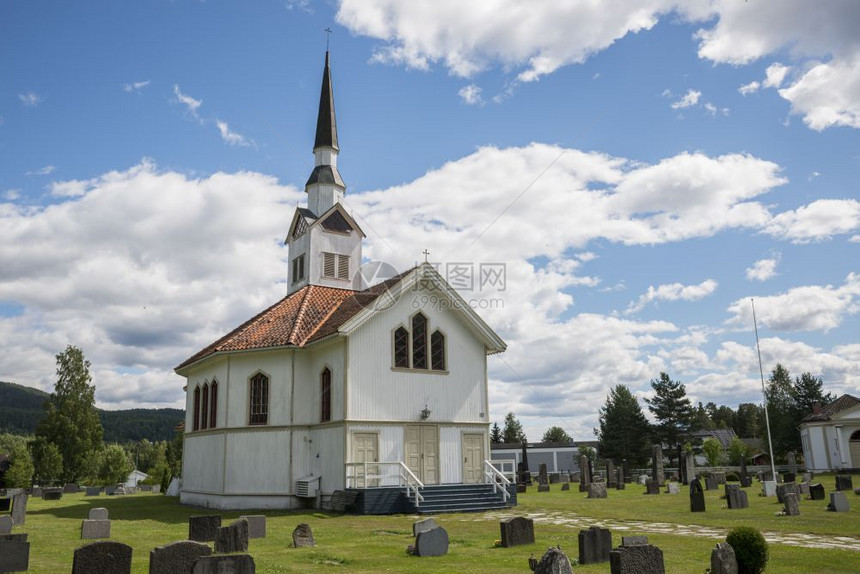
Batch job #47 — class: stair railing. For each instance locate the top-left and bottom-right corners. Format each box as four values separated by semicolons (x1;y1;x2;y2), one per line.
484;459;512;503
344;461;425;506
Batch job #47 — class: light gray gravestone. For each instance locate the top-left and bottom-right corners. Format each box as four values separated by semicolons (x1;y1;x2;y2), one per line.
86;487;101;496
622;535;648;546
684;451;696;485
607;460;616;487
588;483;608;498
787;451;798;476
414;526;449;557
413;517;437;536
666;483;679;494
705;476;718;491
533;546;573;574
291;523;315;548
538;463;549;485
0;540;30;573
776;482;801;503
89;507;109;520
499;516;534;547
31;487;42;497
726;486;749;509
828;491;850;512
610;543;665;574
239;515;266;539
537;483;550;492
149;540;213;574
578;525;612;565
783;493;800;516
801;472;812;483
214;519;249;554
72;540;133;574
0;516;12;535
191;554;255;574
651;445;664;486
800;482;811;495
761;480;777;497
152;485;161;494
189;515;221;542
10;492;27;525
81;519;112;539
710;542;738;574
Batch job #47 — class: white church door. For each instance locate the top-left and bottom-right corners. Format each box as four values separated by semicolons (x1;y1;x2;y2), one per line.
352;433;379;488
405;425;439;485
462;433;484;484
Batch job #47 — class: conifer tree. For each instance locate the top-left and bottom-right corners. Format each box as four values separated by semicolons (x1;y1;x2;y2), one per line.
597;384;651;466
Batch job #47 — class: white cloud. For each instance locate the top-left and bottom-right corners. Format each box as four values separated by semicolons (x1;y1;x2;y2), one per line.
25;165;55;176
216;120;255;148
19;92;42;107
763;63;791;88
765;199;860;242
671;89;701;109
173;84;202;118
778;56;860;130
123;80;151;93
738;81;760;95
458;84;483;105
626;279;718;315
4;189;21;201
745;256;780;282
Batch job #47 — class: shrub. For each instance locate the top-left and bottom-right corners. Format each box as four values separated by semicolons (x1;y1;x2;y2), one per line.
725;472;739;482
727;526;769;574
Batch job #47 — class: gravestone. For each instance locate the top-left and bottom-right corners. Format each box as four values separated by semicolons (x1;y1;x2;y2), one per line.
579;456;591;492
0;534;27;542
607;460;616;487
800;482;810;496
413;517;437;536
64;483;80;494
783;493;800;516
414;526;449;557
291;523;315;548
517;483;528;493
538;483;550;492
239;515;266;539
783;472;796;484
645;481;660;495
714;472;726;485
651;445;664;486
787;451;797;476
666;483;679;494
588;483;607;498
10;492;27;525
31;487;42;497
705;476;718;491
140;485;153;492
86;487;101;496
809;483;825;500
609;543;665;574
622;535;648;546
0;540;29;573
726;485;749;509
0;498;9;512
690;479;705;512
0;516;12;535
42;488;63;500
740;476;752;488
532;546;573;574
152;485;161;494
149;540;213;574
89;507;109;520
578;525;612;565
710;542;738;574
500;516;534;547
684;452;696;486
616;468;625;490
740;457;748;483
81;519;111;539
549;474;560;484
828;491;850;512
72;541;133;574
214;518;249;553
105;485;116;496
835;475;853;491
761;480;777;497
191;554;255;574
776;483;800;504
560;483;569;491
538;463;548;485
559;473;569;483
189;515;221;542
802;472;812;483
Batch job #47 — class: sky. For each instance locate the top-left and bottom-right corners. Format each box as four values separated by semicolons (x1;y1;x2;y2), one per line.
2;1;859;442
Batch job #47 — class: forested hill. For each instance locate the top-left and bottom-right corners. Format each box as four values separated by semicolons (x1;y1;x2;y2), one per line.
0;381;184;442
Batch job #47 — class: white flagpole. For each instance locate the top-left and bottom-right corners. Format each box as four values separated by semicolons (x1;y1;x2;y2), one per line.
752;298;778;483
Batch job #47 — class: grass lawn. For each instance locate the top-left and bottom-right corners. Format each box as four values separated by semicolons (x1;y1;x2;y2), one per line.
12;473;860;573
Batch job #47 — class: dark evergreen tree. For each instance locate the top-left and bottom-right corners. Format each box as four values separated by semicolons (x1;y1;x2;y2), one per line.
691;402;714;431
597;385;651;466
541;426;571;444
792;372;834;423
735;403;761;438
761;364;796;457
645;372;693;465
490;422;502;444
502;412;527;443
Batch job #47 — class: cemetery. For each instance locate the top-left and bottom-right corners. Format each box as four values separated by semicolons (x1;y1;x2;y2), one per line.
0;472;857;572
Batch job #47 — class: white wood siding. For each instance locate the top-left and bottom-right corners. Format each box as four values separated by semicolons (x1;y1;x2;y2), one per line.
182;433;224;492
223;429;291;494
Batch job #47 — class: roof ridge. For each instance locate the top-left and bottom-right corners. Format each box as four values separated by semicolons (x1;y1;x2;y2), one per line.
289;285;317;345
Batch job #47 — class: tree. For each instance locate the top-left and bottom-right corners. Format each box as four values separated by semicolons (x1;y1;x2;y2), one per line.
35;345;104;482
490;423;502;444
5;442;34;488
597;385;651;466
728;436;752;465
701;437;725;467
735;403;761;438
761;364;796;457
542;426;571;444
30;437;63;486
99;444;132;485
792;373;834;423
691;402;714;431
578;443;596;462
502;412;527;443
645;372;693;465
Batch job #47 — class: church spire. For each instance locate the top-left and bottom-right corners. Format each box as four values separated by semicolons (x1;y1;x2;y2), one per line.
314;51;338;152
305;50;345;216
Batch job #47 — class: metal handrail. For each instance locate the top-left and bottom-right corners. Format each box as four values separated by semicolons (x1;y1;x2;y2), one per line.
344;461;424;506
484;459;511;502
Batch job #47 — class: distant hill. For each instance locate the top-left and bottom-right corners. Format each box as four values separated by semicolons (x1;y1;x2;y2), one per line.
0;381;184;443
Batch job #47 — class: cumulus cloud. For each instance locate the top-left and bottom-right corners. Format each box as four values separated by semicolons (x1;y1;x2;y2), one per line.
745;255;780;282
19;92;42;107
764;199;860;242
626;279;718;315
738;81;760;95
216;120;255;147
173;84;202;118
123;80;151;93
458;84;483;105
671;89;701;109
778;56;860;130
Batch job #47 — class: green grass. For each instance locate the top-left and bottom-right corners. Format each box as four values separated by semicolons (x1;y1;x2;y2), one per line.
13;474;860;573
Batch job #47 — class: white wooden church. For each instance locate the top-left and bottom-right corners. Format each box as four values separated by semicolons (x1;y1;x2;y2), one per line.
176;52;512;512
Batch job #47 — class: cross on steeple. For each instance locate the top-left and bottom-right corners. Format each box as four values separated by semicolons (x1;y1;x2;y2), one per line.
422;249;430;262
325;27;332;51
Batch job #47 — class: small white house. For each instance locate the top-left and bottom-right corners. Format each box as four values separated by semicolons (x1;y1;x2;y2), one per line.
125;469;149;488
799;394;860;471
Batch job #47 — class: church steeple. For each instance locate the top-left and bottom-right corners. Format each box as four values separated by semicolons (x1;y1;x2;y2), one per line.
305;50;345;216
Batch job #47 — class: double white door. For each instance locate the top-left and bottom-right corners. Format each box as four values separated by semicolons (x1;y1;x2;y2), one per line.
405;425;438;485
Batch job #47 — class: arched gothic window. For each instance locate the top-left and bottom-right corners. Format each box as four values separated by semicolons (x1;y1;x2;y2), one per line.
412;313;428;369
249;372;269;425
192;386;201;431
393;327;409;368
431;330;446;371
209;380;218;429
321;368;332;423
201;383;209;430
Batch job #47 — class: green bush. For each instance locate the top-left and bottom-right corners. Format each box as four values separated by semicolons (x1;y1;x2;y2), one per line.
727;526;769;574
725;472;739;482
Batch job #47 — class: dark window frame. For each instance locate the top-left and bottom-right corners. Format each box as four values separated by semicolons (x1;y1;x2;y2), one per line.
249;372;269;426
321;367;332;423
192;385;201;431
411;313;428;370
431;330;446;371
209;380;218;429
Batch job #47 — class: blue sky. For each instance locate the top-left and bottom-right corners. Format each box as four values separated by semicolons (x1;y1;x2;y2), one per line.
2;1;859;440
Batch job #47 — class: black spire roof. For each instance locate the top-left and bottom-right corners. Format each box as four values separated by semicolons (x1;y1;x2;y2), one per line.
314;51;339;151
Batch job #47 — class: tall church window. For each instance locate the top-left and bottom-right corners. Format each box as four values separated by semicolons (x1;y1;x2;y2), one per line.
431;330;446;371
412;313;428;369
321;368;332;423
192;386;201;431
209;380;218;429
201;383;209;430
249;372;269;425
292;254;305;284
393;327;409;368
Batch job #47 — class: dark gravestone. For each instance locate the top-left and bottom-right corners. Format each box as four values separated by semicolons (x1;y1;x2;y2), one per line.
415;526;449;557
517;483;528;493
105;485;117;496
521;442;531;484
81;519;111;539
499;516;534;547
726;486;748;510
578;526;612;565
42;488;62;501
610;544;665;574
739;476;752;488
10;493;26;525
140;485;153;492
538;463;548;485
191;554;255;574
776;482;800;504
189;515;221;542
291;523;315;548
809;483;825;500
537;483;550;492
705;476;718;491
617;468;626;490
0;516;12;535
690;479;706;512
588;483;608;498
0;540;29;573
533;546;573;574
560;483;569;491
651;445;664;486
0;499;9;512
783;493;800;516
645;481;660;495
787;451;797;476
710;542;738;574
714;472;726;485
86;487;101;496
72;541;133;574
215;519;249;554
0;533;27;542
413;517;437;536
740;457;748;483
30;487;41;497
783;472;796;484
607;460;616;487
149;540;213;574
549;474;560;484
835;475;853;491
63;483;80;494
579;456;591;492
828;491;850;512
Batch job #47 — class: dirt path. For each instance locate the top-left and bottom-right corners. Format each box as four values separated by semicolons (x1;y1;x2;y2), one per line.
456;510;860;552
